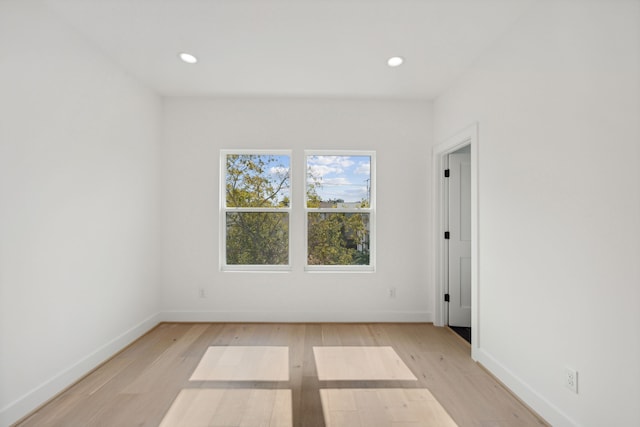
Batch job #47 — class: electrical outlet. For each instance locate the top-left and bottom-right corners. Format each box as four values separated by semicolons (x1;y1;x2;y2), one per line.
198;288;206;299
389;287;396;299
564;367;578;393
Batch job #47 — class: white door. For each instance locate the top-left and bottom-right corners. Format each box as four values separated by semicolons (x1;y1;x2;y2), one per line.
448;150;471;327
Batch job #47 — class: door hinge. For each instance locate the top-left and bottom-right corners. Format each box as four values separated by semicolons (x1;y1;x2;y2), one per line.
444;293;450;302
444;169;450;178
444;231;450;239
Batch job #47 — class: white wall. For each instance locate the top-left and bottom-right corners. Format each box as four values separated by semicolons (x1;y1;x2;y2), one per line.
0;2;161;425
434;1;640;426
160;98;433;322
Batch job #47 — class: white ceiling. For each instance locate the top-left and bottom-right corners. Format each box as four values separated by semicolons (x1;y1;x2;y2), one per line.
46;0;535;99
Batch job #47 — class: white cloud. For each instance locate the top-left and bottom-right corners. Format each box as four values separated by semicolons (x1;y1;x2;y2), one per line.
342;186;368;200
269;166;289;176
308;164;342;178
308;155;354;169
355;162;370;175
323;177;351;186
307;155;370;201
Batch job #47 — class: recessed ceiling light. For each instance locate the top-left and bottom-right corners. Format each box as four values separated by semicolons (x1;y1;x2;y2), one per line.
178;52;198;64
387;56;404;67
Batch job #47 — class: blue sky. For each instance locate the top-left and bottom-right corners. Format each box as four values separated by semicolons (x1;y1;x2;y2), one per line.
306;155;371;203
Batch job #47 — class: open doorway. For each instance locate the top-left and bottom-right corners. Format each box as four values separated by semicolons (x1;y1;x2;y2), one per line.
447;145;471;343
432;123;479;357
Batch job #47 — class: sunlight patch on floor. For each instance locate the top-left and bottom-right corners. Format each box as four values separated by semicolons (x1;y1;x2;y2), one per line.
159;389;292;427
190;346;289;381
320;388;458;427
313;346;417;381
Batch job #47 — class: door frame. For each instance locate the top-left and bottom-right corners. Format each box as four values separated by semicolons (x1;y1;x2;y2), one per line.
432;123;479;357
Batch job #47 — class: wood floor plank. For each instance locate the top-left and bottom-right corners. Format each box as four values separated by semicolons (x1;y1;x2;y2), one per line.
299;324;326;427
320;388;459;427
160;389;292;427
314;346;417;381
66;358;134;397
123;324;209;394
16;323;549;427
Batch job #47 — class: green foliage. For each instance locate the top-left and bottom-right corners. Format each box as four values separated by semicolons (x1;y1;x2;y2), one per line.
226;154;289;208
307;213;352;265
306;212;370;266
353;248;370;265
226;212;288;265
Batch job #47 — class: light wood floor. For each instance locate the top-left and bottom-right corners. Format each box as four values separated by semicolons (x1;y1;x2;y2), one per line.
16;323;549;427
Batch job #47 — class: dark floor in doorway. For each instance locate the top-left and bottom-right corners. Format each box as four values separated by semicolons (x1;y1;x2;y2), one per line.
450;326;471;344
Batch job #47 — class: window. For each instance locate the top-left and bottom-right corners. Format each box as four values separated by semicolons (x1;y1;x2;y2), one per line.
221;151;291;270
305;152;375;271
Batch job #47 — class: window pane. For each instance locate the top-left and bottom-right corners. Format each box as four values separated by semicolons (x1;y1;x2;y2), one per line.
226;154;290;208
226;212;289;265
307;213;370;265
306;155;371;208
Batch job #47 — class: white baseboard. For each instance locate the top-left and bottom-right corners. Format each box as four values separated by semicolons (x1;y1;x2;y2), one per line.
0;313;162;427
475;347;578;427
160;310;433;323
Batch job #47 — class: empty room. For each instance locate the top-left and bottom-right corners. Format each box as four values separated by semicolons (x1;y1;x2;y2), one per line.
1;0;639;426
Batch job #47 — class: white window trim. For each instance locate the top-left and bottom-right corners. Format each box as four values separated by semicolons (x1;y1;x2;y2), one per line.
220;149;293;272
304;150;376;272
